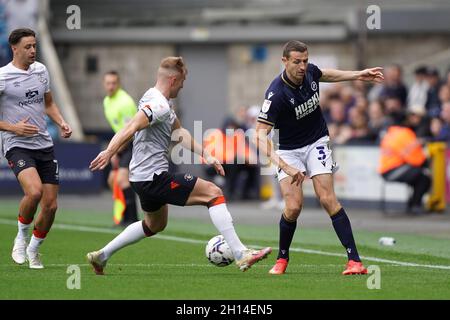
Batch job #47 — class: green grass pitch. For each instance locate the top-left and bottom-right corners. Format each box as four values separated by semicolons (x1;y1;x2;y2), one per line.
0;201;449;300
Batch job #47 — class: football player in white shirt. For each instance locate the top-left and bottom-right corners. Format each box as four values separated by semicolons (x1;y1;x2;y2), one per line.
87;57;271;274
0;28;72;269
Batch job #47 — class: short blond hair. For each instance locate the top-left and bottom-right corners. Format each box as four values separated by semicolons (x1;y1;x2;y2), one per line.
160;56;187;76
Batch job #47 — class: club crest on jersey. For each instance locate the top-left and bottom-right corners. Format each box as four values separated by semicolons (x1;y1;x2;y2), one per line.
311;81;317;91
38;74;48;85
261;99;272;113
267;92;274;99
290;98;295;105
184;173;193;181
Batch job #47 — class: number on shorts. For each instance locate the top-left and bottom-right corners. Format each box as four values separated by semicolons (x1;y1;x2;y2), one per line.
53;160;59;175
316;146;326;161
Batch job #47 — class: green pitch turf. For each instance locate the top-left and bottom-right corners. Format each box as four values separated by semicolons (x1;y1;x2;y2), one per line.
0;201;449;300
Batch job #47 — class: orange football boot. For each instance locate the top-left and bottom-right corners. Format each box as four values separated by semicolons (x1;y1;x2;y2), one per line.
342;260;368;275
269;258;288;275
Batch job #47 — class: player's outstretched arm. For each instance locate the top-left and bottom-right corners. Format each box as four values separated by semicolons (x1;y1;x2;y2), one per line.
320;67;384;83
44;92;72;138
254;122;304;186
90;110;149;171
172;118;225;176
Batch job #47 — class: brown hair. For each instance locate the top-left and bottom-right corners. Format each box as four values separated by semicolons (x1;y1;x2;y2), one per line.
104;70;120;80
282;40;308;58
160;56;187;75
9;28;36;45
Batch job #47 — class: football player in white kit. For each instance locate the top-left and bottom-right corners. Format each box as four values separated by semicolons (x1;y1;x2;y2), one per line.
87;57;271;275
0;28;72;269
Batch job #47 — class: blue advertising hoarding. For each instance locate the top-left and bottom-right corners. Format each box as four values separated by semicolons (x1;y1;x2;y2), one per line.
0;142;103;194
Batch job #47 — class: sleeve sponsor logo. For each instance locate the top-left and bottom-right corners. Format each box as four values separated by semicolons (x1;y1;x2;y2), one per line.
258;112;268;119
261;99;272;113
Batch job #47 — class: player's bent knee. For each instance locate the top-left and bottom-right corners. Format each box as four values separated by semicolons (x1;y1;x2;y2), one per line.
143;215;168;234
207;182;223;199
154;220;167;233
26;189;43;203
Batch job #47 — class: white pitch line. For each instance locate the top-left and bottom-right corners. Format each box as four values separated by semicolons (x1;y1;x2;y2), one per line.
0;218;449;270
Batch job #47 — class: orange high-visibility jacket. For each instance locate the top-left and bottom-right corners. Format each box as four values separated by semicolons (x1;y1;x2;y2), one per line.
378;126;427;174
203;129;253;164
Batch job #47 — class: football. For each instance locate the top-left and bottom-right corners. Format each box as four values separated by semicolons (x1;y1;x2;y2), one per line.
205;235;235;267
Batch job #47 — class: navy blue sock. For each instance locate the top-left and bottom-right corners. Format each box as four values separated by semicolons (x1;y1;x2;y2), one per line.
278;213;297;260
331;208;361;262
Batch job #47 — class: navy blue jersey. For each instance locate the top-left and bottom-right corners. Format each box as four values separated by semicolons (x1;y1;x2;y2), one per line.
257;63;329;150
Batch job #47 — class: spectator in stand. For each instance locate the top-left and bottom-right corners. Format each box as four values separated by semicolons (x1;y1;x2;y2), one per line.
404;105;431;140
438;84;450;106
352;80;368;97
425;67;442;117
327;97;349;144
430;117;444;141
340;85;356;111
433;102;450;142
407;66;429;111
383;95;405;129
445;69;450;89
353;92;369;114
346;108;373;145
378;64;408;106
367;100;386;142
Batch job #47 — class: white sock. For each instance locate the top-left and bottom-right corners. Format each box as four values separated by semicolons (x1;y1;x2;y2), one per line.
101;221;146;261
208;203;247;260
28;235;44;252
17;221;31;240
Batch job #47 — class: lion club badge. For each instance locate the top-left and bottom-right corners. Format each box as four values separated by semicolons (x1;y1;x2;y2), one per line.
184;173;193;181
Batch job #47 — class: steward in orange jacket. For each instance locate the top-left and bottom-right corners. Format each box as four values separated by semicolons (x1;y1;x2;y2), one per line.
378;126;427;174
378;125;431;214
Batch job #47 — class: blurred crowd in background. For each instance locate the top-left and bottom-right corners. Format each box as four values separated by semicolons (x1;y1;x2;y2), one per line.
322;65;450;145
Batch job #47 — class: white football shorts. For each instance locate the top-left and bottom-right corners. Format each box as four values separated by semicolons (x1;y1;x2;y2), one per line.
276;135;339;181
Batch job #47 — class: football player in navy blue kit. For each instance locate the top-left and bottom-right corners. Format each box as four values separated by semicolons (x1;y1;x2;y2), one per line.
255;40;384;275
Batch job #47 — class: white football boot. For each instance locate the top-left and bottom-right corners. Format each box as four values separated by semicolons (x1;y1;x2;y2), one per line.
87;250;107;275
26;248;44;269
235;247;272;272
12;237;28;265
